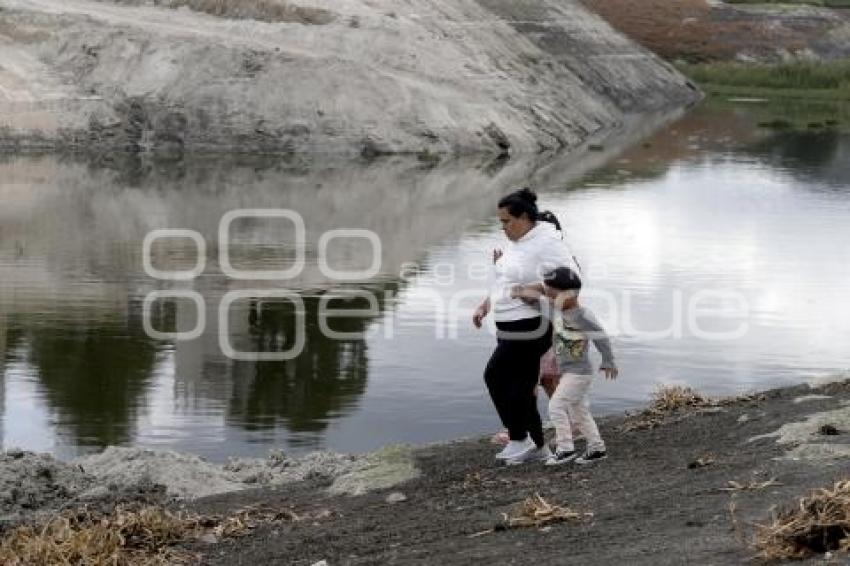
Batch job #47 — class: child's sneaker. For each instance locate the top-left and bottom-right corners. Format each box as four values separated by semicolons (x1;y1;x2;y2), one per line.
545;449;578;466
575;449;607;465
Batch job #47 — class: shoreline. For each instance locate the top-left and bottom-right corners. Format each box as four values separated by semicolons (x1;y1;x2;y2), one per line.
193;377;850;564
2;377;849;563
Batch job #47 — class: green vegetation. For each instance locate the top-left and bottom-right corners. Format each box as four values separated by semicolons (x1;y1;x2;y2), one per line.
678;59;850;100
705;93;850;131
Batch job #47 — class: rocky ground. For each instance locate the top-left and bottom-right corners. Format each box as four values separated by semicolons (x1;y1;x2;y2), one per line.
3;378;848;564
184;378;850;565
580;0;850;63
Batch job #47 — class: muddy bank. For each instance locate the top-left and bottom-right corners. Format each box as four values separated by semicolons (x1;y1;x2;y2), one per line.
2;378;849;562
0;0;698;155
188;378;850;565
580;0;850;63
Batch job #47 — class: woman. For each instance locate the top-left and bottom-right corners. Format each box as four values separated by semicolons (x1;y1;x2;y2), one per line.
473;187;575;465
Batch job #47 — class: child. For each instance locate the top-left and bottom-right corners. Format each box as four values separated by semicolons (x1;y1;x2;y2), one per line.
511;267;618;465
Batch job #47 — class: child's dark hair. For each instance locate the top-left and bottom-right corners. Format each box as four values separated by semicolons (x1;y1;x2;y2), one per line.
543;266;582;291
497;187;562;232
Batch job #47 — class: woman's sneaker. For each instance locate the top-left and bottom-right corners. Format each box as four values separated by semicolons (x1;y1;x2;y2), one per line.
545;449;578;466
495;437;534;460
505;445;552;466
575;449;607;465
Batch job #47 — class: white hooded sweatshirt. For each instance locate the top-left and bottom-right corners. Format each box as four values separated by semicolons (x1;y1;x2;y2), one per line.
491;221;577;323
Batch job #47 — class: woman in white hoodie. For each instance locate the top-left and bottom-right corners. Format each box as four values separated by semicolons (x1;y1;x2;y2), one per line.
473;188;575;465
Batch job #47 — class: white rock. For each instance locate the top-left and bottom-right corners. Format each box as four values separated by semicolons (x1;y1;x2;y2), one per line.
386;492;408;504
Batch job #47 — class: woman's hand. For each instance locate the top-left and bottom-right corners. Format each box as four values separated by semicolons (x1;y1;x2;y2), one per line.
473;299;490;329
511;283;544;304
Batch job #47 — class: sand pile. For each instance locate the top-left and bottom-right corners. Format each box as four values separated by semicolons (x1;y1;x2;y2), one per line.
75;447;248;500
0;444;419;523
0;450;95;524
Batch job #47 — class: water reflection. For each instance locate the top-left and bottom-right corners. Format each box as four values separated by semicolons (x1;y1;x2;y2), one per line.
746;129;850;190
25;313;157;447
2;102;849;459
4;139;639;456
226;289;399;441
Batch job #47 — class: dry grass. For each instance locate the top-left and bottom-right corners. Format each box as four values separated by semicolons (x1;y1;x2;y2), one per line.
107;0;336;25
0;503;329;565
621;385;766;432
650;385;714;412
468;494;591;538
751;480;850;560
621;385;718;431
501;494;592;530
0;506;195;565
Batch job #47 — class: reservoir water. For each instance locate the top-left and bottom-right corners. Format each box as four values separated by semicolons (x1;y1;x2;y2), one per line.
1;99;849;460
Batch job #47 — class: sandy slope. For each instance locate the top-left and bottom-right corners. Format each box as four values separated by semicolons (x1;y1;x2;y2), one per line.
0;0;699;155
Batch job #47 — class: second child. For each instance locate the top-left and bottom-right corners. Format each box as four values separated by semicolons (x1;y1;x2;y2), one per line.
511;267;618;465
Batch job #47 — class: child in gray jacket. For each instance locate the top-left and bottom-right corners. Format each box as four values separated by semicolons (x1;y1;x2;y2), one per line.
511;267;618;465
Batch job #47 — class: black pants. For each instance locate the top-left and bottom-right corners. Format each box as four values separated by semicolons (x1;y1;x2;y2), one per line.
484;317;552;448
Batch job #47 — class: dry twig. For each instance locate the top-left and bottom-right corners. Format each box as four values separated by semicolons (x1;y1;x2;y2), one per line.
502;494;592;529
720;478;783;492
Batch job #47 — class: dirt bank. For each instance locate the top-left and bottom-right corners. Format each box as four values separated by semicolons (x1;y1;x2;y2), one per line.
0;0;698;155
185;378;850;565
579;0;850;63
2;378;849;562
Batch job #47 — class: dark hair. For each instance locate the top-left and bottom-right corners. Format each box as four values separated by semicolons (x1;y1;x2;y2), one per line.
498;187;561;231
543;266;582;292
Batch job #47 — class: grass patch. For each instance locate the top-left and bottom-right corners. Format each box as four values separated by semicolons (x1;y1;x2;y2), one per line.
678;60;850;100
697;82;850;101
750;480;850;560
703;91;850;131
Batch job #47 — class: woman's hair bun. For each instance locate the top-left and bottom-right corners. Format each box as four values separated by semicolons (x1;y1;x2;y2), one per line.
517;187;537;204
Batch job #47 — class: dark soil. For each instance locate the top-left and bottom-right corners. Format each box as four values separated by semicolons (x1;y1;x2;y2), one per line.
579;0;850;62
186;380;850;565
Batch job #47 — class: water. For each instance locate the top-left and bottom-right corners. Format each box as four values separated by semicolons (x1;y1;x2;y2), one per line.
1;100;849;460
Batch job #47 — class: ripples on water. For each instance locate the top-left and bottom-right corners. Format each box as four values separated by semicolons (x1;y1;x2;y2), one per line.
1;101;849;459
